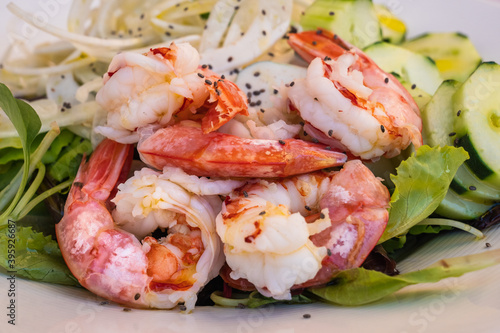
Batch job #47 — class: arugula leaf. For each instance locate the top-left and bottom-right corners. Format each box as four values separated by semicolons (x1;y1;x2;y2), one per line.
0;84;42;222
0;84;41;150
309;248;500;306
0;226;79;286
378;145;468;243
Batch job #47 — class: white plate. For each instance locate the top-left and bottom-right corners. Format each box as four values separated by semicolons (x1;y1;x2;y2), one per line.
1;1;500;332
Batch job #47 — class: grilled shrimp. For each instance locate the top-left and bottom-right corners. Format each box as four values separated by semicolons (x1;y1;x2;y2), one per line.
138;120;347;178
95;43;248;143
56;139;243;311
217;160;390;299
286;29;422;160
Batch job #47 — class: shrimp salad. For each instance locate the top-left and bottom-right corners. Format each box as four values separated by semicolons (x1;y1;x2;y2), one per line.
1;0;500;313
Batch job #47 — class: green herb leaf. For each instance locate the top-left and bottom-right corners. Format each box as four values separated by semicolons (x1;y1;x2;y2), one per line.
309;249;500;306
0;84;41;155
0;226;79;286
378;145;469;243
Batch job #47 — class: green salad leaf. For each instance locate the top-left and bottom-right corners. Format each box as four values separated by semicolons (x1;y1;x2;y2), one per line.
309;248;500;306
0;226;79;286
378;145;469;243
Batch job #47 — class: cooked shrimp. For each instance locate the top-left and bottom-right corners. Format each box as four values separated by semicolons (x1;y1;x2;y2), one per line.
138;120;347;178
286;29;422;160
217;160;390;299
55;139;241;311
94;43;248;143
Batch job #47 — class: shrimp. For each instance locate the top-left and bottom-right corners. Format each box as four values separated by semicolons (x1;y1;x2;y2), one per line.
286;29;422;160
137;120;347;178
216;160;390;299
94;43;248;143
55;139;242;311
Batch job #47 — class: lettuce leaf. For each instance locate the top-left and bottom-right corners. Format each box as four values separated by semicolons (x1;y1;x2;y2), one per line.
309;248;500;306
0;226;79;286
378;145;469;243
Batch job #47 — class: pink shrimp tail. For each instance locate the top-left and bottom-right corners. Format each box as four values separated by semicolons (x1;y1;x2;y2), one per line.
138;123;347;178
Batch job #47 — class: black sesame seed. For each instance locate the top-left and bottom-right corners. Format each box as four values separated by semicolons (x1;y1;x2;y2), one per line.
328;129;333;136
260;108;265;113
290;81;295;87
259;88;265;93
262;30;267;36
179;304;187;311
273;89;279;94
197;73;205;78
99;301;109;306
327;249;332;256
61;75;65;79
254;71;260;77
165;31;171;36
325;146;331;150
247;92;252;99
320;212;325;219
316;29;322;35
249;102;257;107
60;108;66;112
134;293;140;300
454;138;460;147
228;56;233;62
381;125;385;133
221;75;225;79
215;89;221;96
123;308;132;312
235;6;239;10
469;186;477;191
312;41;317;46
457;110;462;116
205;79;213;85
448;132;456;137
303;131;308;136
255;100;261;106
329;11;335;16
202;64;208;69
243;191;248;197
245;83;252;89
384;77;389;84
262;9;266;15
305;205;311;211
253;90;261;96
324;56;331;61
128;29;133;35
259;211;266;215
303;314;311;319
312;138;319;143
278;140;286;145
183;7;188;11
314;97;318;101
411;84;416;89
237;303;246;309
169;25;174;29
268;52;274;57
486;242;492;248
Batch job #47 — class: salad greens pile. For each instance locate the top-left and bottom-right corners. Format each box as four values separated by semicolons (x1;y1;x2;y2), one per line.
0;83;86;286
1;0;499;309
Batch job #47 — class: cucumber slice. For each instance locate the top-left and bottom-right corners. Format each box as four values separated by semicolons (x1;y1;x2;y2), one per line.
374;4;406;44
235;61;307;109
400;80;432;111
422;79;500;201
435;189;494;221
364;42;442;95
300;0;382;49
453;62;500;188
403;32;482;82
